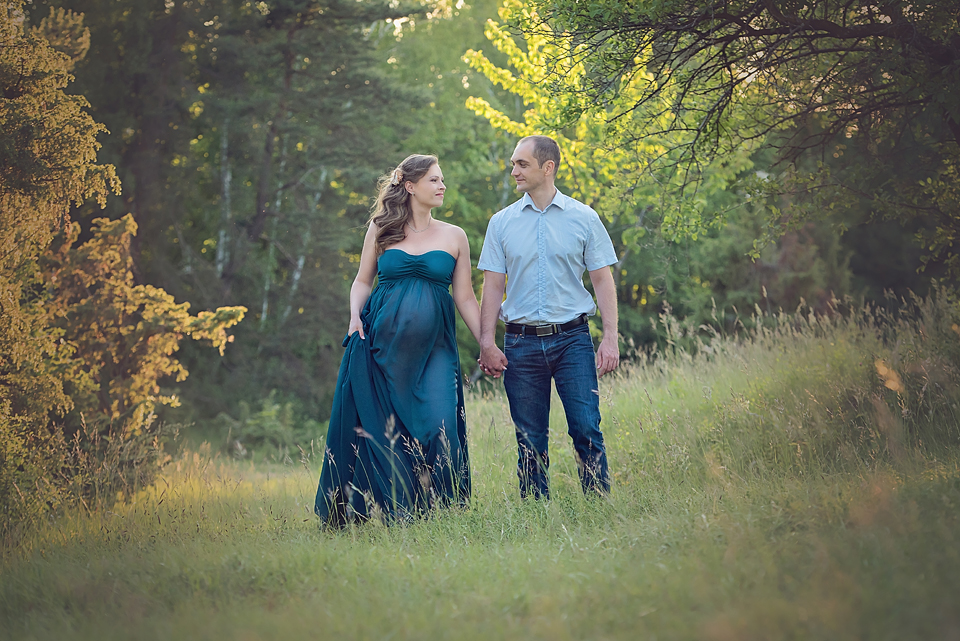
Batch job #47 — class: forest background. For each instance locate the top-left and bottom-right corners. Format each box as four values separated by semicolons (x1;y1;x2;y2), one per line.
2;0;958;525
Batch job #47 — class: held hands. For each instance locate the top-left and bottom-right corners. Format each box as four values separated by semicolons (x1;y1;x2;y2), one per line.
478;344;508;379
595;335;619;377
348;315;365;340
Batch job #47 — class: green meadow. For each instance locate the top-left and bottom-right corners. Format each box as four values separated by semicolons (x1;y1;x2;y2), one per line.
3;298;960;640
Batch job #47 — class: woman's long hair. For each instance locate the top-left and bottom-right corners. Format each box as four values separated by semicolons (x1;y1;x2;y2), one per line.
369;154;438;254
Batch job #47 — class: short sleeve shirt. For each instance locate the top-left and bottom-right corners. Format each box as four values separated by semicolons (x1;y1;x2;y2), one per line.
477;189;618;325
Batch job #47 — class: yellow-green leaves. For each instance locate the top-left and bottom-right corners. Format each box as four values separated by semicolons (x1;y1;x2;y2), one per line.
462;0;751;242
0;2;245;528
43;215;247;431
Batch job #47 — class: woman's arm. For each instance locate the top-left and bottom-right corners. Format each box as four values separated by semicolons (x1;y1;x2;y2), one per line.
348;224;380;339
451;227;482;342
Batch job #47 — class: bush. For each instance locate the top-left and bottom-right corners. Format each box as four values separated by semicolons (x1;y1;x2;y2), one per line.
215;390;326;460
0;415;176;545
1;214;244;537
0;5;245;534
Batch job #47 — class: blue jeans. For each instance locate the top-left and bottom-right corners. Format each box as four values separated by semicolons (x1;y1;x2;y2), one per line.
502;323;610;498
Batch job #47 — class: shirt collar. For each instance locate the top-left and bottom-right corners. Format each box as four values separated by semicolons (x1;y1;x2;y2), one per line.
520;188;567;213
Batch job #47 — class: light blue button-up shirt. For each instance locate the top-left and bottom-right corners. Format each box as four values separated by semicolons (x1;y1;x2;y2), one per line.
477;189;618;325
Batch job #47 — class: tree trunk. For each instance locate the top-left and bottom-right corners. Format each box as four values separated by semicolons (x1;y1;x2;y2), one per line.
281;227;311;325
216;118;232;278
259;138;287;330
281;174;324;325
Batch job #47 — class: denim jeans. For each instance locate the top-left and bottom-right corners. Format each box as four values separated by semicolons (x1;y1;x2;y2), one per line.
502;323;610;498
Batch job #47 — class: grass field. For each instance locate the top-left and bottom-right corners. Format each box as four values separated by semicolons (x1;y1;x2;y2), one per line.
3;298;960;640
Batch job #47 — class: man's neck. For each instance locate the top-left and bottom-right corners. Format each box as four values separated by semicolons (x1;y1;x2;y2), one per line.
528;185;558;212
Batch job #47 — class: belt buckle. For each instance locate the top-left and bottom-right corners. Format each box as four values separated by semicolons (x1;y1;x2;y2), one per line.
534;324;557;337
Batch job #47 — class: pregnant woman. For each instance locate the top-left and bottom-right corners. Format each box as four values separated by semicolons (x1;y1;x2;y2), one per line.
315;154;482;527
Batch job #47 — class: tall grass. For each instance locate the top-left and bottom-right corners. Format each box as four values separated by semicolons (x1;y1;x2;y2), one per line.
2;290;960;640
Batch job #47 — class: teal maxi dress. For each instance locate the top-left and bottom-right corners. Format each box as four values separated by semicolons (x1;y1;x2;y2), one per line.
315;249;470;526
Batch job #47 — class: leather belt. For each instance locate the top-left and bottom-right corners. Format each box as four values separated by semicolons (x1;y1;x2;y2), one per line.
504;314;587;337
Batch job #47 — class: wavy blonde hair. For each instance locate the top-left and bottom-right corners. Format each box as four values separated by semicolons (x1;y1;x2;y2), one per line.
369;154;438;254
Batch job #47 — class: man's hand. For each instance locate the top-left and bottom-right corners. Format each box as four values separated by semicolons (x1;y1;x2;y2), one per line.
595;335;619;377
478;270;508;378
478;343;508;378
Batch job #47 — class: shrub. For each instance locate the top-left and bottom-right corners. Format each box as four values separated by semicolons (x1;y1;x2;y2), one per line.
216;390;327;460
0;5;245;535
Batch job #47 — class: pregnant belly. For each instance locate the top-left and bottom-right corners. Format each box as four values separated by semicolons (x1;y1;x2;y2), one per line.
393;294;442;348
370;286;444;357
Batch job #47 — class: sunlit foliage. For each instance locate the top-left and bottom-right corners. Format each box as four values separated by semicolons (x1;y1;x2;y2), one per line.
494;0;960;274
0;3;244;531
463;0;756;244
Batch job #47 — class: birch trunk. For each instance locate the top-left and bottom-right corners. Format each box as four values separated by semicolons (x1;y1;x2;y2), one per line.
216;118;232;278
281;170;325;324
259;137;287;330
280;226;311;324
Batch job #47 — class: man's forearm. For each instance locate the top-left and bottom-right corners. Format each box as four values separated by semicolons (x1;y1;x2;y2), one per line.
590;266;620;376
591;266;619;339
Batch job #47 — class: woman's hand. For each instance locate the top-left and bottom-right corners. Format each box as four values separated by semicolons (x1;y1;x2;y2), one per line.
478;343;507;378
346;224;378;341
348;315;365;340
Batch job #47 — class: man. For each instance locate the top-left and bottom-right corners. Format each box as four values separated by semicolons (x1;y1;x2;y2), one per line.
477;135;619;498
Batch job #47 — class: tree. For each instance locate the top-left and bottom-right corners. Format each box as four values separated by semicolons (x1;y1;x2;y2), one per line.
1;3;244;530
462;0;859;348
42;215;246;434
500;0;960;274
172;0;422;420
1;2;118;524
29;0;434;424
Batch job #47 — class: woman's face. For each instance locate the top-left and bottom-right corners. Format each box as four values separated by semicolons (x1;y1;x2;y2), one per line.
407;163;446;210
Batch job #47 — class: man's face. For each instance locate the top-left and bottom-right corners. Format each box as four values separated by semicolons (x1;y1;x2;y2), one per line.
510;140;550;193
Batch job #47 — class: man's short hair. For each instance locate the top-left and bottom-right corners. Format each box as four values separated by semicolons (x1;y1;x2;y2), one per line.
520;135;561;172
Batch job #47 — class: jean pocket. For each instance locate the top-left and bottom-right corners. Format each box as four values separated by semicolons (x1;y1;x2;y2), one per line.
566;320;590;334
504;332;523;350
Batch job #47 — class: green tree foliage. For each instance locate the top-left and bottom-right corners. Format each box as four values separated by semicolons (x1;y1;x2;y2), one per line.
496;0;960;275
464;0;756;242
34;0;439;424
0;4;115;270
462;0;858;345
0;3;244;531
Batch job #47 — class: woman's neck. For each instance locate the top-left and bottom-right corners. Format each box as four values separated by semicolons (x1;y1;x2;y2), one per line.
408;204;433;228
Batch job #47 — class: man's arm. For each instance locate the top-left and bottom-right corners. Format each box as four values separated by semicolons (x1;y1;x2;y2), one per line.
478;270;508;378
589;266;619;377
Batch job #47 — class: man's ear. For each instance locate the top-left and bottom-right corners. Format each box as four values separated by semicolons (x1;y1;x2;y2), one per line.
544;160;556;177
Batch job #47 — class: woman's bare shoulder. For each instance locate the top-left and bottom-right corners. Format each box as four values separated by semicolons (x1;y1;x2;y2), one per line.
434;219;467;238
